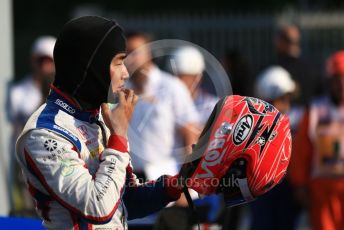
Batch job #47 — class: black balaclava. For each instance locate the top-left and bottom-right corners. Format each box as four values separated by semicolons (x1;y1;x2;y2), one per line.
53;16;126;110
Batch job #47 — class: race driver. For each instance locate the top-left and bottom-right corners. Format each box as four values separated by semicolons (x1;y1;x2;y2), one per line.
15;15;292;230
15;16;182;229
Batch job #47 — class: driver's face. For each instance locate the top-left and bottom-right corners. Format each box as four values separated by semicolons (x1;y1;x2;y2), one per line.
109;53;129;94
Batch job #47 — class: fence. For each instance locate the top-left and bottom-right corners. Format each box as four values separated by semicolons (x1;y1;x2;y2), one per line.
101;9;344;74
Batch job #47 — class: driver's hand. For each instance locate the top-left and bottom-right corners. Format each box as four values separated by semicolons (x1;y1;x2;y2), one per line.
101;89;138;137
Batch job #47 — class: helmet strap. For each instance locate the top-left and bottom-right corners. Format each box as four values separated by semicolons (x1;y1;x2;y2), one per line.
182;182;201;230
237;178;255;202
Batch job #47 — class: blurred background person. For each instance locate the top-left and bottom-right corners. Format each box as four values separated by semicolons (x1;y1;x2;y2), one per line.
8;36;56;216
9;36;56;139
289;51;344;230
220;48;254;230
273;24;321;106
125;32;200;181
171;46;219;126
223;49;254;97
250;66;299;230
255;66;296;113
154;46;224;229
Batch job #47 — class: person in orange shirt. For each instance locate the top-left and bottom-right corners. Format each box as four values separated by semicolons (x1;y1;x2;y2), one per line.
289;51;344;230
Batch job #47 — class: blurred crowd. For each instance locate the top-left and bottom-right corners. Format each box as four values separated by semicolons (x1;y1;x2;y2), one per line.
7;22;344;230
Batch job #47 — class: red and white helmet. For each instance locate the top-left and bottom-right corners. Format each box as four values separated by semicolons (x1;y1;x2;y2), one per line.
181;95;292;207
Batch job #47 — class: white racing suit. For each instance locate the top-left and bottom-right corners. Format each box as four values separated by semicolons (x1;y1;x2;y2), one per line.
15;88;181;229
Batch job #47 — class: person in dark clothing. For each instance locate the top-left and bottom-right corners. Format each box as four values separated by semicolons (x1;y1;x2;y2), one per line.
223;49;254;97
274;24;322;106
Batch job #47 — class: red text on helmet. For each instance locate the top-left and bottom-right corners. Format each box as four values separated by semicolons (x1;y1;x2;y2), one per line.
196;125;229;179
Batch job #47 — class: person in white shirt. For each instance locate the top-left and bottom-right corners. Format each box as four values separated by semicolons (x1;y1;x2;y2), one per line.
171;46;219;127
169;45;220;202
8;36;56;214
125;32;200;181
10;36;56;137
